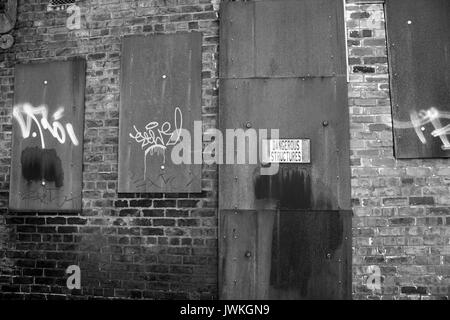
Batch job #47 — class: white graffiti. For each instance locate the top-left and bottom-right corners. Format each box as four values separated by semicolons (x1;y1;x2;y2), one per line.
12;103;79;149
129;107;183;177
366;265;381;292
66;4;81;30
393;107;450;150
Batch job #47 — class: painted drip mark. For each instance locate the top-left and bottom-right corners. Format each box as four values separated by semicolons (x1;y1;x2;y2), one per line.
254;167;312;209
21;147;64;187
393;107;450;150
129;107;183;178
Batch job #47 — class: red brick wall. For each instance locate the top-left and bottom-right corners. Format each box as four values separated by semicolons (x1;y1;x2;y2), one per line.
0;0;449;300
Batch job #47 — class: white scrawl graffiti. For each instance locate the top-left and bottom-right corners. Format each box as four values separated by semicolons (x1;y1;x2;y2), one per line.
66;4;81;30
129;107;183;178
393;107;450;150
12;103;79;149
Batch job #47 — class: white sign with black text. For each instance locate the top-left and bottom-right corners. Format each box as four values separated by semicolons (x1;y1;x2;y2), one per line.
262;139;311;164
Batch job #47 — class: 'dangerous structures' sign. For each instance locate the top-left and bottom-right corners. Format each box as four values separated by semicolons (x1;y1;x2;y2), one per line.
262;139;311;163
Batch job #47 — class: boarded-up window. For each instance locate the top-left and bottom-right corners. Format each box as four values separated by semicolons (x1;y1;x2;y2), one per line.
386;0;450;158
118;33;202;193
9;59;86;212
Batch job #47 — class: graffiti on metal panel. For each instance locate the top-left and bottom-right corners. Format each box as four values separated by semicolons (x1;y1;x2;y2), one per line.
393;107;450;150
13;103;80;148
129;107;183;178
12;103;80;189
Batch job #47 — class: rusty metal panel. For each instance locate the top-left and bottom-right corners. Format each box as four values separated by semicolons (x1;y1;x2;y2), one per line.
118;33;202;193
218;77;351;211
9;59;86;212
386;0;450;158
219;210;276;300
219;210;352;300
219;0;346;79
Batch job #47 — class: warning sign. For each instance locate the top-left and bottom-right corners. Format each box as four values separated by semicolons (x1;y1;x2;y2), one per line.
262;139;311;164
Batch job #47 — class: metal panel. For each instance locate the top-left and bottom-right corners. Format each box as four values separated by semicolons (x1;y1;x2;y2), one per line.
219;2;255;79
386;0;450;158
9;59;86;212
219;0;347;79
218;0;351;300
219;210;352;300
219;77;351;211
118;33;202;193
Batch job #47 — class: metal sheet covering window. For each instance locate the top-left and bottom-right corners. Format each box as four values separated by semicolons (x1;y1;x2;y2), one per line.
386;0;450;158
118;33;202;193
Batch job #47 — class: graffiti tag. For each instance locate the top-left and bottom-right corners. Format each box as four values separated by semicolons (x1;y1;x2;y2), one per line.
12;103;79;149
393;107;450;150
129;107;183;177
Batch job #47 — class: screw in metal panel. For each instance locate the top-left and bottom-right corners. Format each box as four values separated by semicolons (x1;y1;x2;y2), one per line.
407;20;412;25
162;74;167;79
326;253;332;259
44;80;48;85
322;120;329;127
245;251;251;258
245;121;252;129
161;165;165;170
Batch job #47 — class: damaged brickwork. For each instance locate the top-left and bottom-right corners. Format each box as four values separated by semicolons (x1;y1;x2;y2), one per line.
0;0;448;300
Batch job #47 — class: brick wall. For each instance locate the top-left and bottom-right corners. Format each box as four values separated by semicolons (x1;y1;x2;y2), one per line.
347;0;450;300
0;0;219;300
0;0;449;300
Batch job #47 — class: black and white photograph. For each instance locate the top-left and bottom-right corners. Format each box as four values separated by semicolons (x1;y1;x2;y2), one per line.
0;0;449;310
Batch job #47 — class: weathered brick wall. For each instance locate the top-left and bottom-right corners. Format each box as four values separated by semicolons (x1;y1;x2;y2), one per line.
0;0;449;300
347;0;450;300
0;0;219;300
